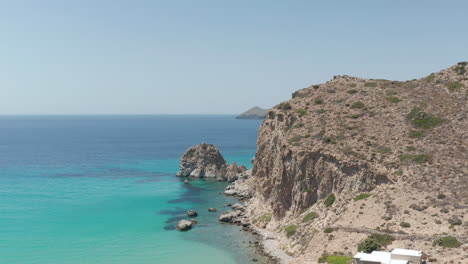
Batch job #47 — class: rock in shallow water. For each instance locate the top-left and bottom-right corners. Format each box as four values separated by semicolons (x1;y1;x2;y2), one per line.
176;143;228;179
187;210;198;217
208;208;218;212
176;220;193;231
176;142;248;181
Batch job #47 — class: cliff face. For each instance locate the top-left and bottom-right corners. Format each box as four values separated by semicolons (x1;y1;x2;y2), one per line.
246;63;468;263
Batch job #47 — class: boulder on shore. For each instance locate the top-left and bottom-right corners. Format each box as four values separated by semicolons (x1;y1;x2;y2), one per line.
218;211;237;223
176;220;193;231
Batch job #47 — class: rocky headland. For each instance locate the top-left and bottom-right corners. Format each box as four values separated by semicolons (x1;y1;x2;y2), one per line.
237;62;467;263
237;106;269;120
177;63;467;263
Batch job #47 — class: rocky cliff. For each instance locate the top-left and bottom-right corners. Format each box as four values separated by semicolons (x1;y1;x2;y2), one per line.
243;63;468;263
177;142;248;181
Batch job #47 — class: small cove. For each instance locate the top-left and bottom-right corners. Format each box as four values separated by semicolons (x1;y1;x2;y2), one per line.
0;115;266;264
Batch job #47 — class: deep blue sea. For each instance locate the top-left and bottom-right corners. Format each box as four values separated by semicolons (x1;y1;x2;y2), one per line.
0;115;264;264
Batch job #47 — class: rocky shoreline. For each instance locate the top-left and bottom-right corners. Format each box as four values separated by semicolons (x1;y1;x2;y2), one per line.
221;177;292;264
175;142;290;263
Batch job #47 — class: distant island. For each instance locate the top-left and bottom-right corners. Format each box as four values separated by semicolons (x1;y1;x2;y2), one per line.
236;106;268;120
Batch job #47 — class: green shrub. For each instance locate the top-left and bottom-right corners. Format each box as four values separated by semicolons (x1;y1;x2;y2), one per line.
285;224;297;237
364;82;378;87
399;154;430;163
406;107;445;129
371;234;394;245
313;85;320;89
357;234;394;253
259;213;272;222
405;146;416;151
400;222;411;228
318;256;327;263
324;193;336;207
351;101;366;109
437;193;446;199
326;256;353;264
408;130;425;138
433;236;461;248
323;136;336;144
347;89;358;94
295;108;307;116
354;193;370;201
357;238;381;253
292;91;308;98
302;212;318;222
453;65;466;75
425;73;436;81
350;113;362;119
315;97;324;104
446;82;464;91
278;102;292;110
385;96;401;103
324;227;334;233
252;213;272;224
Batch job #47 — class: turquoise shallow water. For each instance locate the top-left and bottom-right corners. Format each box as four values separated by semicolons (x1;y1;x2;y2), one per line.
0;116;264;264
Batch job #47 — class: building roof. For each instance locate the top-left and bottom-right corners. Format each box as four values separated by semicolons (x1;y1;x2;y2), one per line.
353;249;418;264
390;260;409;264
354;251;392;263
391;248;422;257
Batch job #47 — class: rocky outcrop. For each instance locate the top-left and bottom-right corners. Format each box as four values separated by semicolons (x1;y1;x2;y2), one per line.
241;63;468;263
176;143;249;181
176;143;227;179
236;106;269;120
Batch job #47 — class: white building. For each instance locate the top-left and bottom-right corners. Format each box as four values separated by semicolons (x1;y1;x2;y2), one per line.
353;248;422;264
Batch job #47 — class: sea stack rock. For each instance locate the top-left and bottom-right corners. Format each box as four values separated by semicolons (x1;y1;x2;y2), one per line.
176;143;249;181
176;143;228;180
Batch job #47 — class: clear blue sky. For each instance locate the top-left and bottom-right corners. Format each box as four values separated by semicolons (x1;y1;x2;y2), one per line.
0;0;466;115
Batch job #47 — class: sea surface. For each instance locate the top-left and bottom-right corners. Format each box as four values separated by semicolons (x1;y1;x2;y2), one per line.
0;115;265;264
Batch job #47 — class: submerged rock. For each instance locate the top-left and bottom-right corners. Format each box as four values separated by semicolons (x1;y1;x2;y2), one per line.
176;220;193;231
184;179;190;184
208;208;218;212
